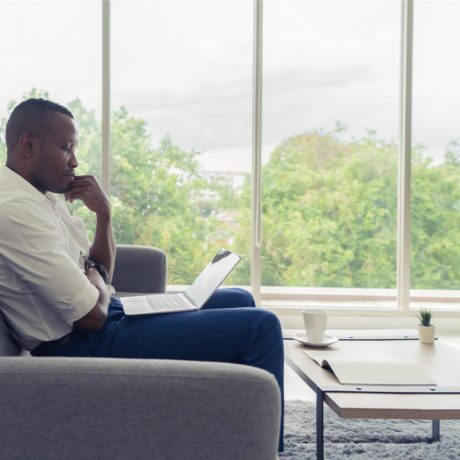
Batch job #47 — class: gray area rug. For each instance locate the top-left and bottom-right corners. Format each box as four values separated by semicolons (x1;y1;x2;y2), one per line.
280;400;460;459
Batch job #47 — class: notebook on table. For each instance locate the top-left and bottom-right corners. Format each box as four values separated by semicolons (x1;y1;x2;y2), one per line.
121;249;241;316
304;350;436;385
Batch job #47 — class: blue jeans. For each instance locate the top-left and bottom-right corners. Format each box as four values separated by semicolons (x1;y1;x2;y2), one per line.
32;288;284;451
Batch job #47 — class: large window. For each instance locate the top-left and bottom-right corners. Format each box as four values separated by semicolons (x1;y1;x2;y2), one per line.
262;0;400;290
411;0;460;305
111;0;252;285
1;0;459;310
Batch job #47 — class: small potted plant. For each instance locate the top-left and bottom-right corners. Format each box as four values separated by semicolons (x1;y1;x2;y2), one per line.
417;308;435;344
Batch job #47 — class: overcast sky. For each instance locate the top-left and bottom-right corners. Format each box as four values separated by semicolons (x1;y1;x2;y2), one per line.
1;0;459;172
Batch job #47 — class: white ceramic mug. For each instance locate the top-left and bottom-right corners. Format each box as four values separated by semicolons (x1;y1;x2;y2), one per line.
303;309;328;344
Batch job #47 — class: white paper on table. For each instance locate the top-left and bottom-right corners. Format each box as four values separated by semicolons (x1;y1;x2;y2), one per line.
304;350;436;385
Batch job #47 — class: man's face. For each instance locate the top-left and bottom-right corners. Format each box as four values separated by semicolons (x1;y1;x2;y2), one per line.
31;112;79;194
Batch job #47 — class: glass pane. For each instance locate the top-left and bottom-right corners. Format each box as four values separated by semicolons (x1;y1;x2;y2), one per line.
411;0;460;304
0;0;101;237
262;0;400;294
112;0;252;285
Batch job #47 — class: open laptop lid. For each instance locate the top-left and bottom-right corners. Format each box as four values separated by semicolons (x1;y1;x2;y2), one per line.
185;249;241;308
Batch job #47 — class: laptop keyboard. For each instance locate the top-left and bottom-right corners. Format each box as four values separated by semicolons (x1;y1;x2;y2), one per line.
147;294;193;311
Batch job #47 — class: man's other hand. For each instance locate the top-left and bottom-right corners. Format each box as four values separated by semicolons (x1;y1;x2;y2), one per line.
85;265;107;288
64;175;111;216
74;266;110;331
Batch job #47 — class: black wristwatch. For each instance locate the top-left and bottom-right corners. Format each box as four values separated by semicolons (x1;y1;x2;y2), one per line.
85;259;110;284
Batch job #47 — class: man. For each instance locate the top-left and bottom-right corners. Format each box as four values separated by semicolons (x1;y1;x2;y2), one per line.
0;98;284;451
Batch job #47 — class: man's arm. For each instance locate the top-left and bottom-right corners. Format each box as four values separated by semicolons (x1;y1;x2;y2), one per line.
0;203;101;329
74;267;111;331
65;175;116;278
89;209;116;279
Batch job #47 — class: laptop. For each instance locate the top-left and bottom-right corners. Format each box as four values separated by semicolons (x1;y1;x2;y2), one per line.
121;249;241;315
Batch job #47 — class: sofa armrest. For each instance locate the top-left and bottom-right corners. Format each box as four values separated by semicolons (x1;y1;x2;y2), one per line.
0;357;280;460
112;244;167;294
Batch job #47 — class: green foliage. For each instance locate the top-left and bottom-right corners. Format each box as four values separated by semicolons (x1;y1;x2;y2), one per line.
417;308;432;327
238;129;398;288
2;91;460;290
411;152;460;289
234;128;460;290
107;107;244;283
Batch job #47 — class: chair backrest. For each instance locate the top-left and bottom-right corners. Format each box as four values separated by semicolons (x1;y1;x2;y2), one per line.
111;245;167;294
0;313;21;356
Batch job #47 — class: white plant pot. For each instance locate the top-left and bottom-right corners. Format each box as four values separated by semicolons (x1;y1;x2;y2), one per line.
418;325;435;344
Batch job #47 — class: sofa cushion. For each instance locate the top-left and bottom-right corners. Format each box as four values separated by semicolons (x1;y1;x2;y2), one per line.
0;313;21;356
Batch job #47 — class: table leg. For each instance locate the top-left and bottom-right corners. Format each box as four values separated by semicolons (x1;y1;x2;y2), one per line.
432;420;440;441
316;390;324;460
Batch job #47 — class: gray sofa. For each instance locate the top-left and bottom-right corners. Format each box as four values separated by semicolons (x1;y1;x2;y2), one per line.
0;245;281;460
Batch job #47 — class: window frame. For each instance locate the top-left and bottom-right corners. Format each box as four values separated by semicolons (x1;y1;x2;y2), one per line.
101;0;460;314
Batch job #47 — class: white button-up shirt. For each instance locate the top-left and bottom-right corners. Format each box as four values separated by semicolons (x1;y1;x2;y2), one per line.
0;166;99;350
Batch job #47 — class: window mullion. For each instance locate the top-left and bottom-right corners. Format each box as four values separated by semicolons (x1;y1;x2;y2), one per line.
102;0;111;194
397;0;414;311
251;0;263;305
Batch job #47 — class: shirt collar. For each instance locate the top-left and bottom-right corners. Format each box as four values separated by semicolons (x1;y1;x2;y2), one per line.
0;165;51;204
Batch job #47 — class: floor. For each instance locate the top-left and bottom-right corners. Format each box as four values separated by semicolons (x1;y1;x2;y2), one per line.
283;332;460;402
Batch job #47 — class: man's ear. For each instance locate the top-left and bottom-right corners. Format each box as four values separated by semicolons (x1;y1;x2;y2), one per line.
18;133;37;158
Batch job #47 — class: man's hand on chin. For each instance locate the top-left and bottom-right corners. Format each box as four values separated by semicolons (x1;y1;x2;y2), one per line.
64;175;111;217
66;174;115;281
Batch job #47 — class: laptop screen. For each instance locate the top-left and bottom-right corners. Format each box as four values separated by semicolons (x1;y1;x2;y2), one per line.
185;250;241;307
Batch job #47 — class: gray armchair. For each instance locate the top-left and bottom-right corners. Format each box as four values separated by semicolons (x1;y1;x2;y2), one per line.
0;245;281;460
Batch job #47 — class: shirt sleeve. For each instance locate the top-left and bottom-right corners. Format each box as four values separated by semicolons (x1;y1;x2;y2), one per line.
0;202;99;326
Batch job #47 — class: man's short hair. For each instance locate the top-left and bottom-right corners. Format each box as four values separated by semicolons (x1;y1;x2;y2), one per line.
5;98;73;152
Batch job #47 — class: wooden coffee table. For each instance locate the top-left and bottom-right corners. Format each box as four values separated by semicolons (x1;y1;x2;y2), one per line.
284;331;460;460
